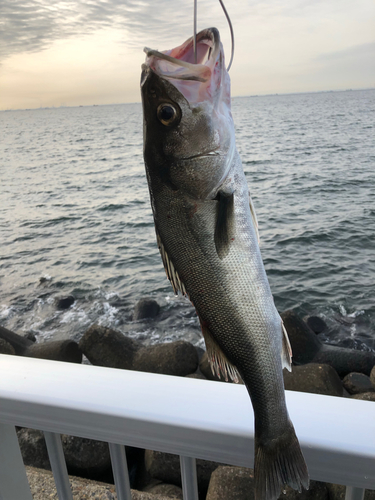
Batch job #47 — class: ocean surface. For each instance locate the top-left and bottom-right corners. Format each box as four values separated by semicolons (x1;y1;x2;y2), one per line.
1;89;374;352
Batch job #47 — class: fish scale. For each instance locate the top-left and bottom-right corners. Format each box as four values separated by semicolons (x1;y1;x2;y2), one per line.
141;27;309;500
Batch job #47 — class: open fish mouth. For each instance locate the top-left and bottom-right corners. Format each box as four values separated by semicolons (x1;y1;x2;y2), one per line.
142;28;225;104
144;28;220;83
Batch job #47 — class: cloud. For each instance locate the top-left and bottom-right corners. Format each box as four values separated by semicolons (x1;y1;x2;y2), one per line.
0;0;223;61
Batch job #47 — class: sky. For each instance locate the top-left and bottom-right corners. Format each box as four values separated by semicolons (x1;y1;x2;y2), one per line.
0;0;374;110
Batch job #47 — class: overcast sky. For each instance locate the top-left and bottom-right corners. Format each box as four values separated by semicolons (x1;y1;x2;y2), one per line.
0;0;374;110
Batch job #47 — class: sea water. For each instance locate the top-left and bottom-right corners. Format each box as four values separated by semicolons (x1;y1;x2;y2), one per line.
1;89;374;350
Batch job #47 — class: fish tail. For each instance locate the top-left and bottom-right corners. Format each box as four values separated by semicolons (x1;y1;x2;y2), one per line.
254;423;309;500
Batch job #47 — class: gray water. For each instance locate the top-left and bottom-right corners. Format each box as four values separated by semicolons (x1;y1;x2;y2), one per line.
1;89;374;351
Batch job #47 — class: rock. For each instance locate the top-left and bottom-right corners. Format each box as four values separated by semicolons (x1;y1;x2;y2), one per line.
55;295;75;309
79;325;139;369
351;392;375;402
61;435;111;479
206;466;328;500
144;483;183;499
144;450;219;492
206;466;255;500
342;372;375;395
370;365;375;387
283;363;344;397
133;298;160;320
26;465;175;500
80;325;198;377
26;339;82;364
17;428;50;470
134;341;198;376
326;483;375;499
305;316;328;334
0;338;15;355
281;310;375;376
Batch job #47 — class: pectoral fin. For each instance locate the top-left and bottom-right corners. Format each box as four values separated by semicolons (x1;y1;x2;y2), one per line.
214;190;235;260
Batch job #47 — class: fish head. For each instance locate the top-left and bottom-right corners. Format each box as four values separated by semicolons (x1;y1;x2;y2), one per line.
141;28;235;200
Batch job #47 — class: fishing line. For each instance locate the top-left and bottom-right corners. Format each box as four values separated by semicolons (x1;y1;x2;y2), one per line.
193;0;197;64
193;0;235;71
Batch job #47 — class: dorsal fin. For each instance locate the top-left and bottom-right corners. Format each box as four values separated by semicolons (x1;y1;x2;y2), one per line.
214;190;235;260
156;232;187;297
199;317;242;383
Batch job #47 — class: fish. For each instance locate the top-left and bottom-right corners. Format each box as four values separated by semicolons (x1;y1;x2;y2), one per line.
140;27;309;500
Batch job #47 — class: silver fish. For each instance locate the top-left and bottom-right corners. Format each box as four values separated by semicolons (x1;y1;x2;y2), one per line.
140;28;309;500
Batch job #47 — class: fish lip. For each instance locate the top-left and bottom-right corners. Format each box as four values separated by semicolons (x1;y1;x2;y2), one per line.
179;149;221;161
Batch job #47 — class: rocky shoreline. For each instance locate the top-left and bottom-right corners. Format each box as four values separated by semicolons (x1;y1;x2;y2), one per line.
1;301;375;499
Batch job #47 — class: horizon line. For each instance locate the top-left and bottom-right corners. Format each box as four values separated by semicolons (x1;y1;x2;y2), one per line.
1;87;374;112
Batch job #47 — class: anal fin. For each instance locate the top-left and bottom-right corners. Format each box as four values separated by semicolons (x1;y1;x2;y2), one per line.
281;320;292;372
199;318;242;383
249;191;260;245
156;232;187;297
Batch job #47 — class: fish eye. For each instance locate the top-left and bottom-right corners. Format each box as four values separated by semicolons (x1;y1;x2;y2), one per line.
157;104;179;126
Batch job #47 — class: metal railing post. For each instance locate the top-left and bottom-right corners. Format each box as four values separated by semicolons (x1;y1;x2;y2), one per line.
109;442;132;500
0;423;33;500
44;431;73;500
345;486;365;500
180;455;199;500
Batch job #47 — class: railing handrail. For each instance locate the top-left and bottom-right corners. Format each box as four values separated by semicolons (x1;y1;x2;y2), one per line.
0;354;374;490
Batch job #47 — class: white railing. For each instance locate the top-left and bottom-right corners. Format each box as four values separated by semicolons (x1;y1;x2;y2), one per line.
0;354;374;500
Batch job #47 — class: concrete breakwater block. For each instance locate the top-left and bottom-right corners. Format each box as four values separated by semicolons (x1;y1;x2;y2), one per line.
370;365;375;386
326;483;375;499
25;465;174;500
143;483;183;499
0;324;82;363
0;324;34;354
205;466;329;500
55;294;75;310
0;338;16;355
79;324;198;377
206;466;255;500
144;450;220;493
342;372;375;395
26;339;82;363
283;363;344;397
351;392;375;402
305;315;328;334
133;298;161;320
18;430;145;485
281;310;375;376
18;429;112;479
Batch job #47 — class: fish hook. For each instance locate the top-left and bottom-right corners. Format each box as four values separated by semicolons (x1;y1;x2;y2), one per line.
193;0;235;71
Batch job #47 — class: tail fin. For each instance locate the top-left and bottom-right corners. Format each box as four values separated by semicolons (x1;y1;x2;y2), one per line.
254;423;309;500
